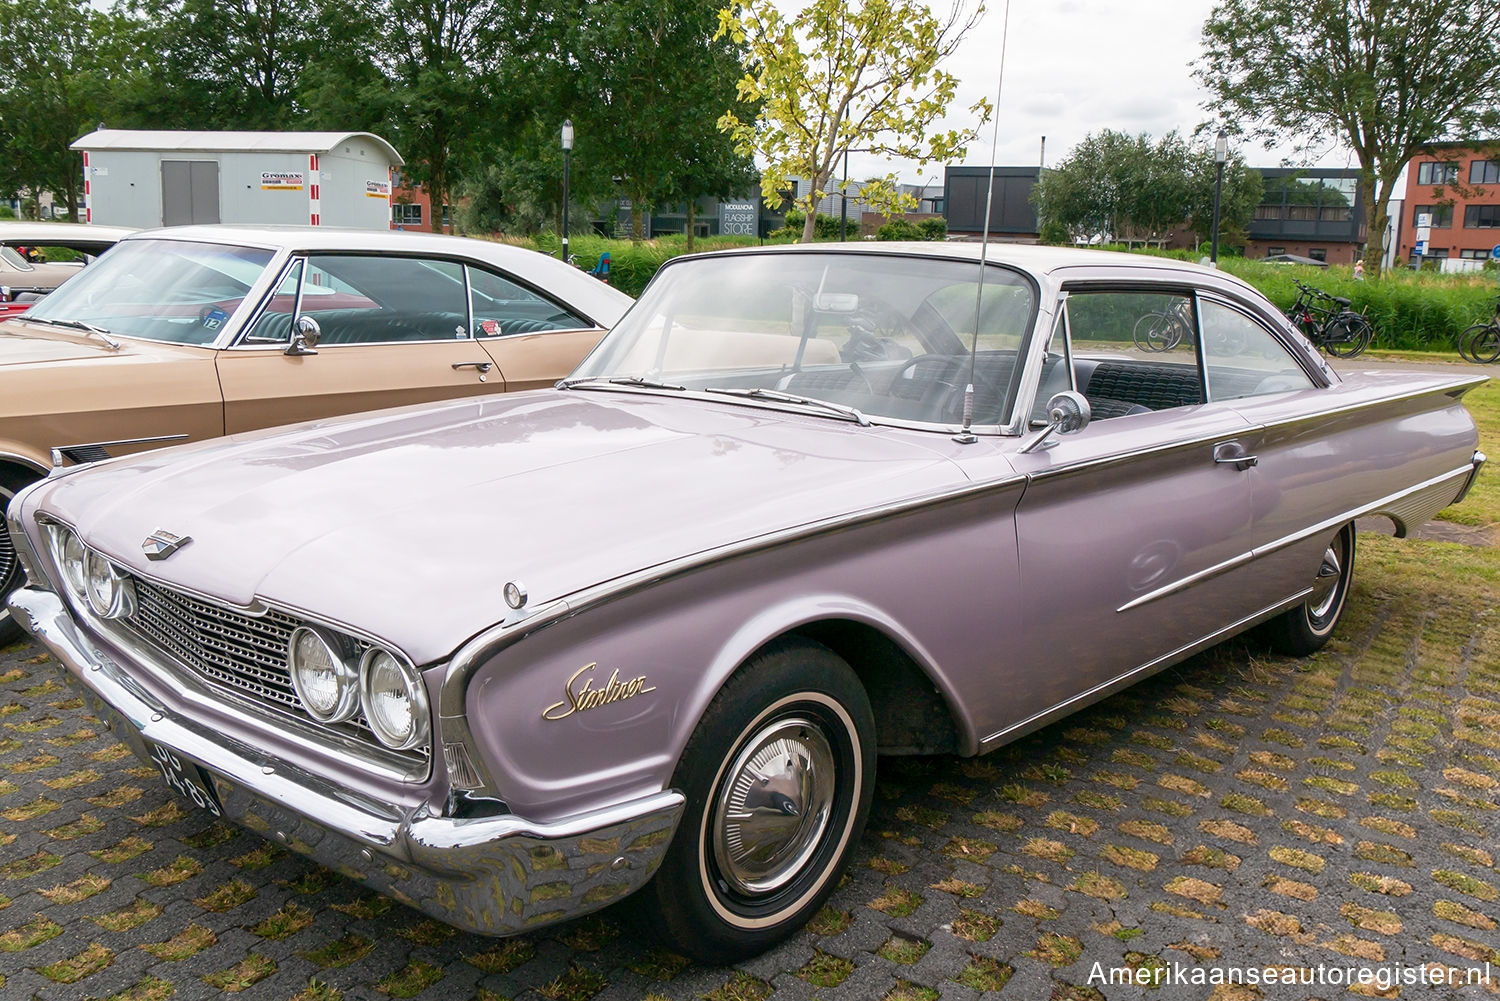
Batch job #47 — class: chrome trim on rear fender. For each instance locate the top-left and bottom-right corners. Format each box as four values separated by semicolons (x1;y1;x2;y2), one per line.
1453;450;1486;505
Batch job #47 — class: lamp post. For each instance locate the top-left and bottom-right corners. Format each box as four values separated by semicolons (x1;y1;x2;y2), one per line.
560;119;574;263
1210;130;1228;266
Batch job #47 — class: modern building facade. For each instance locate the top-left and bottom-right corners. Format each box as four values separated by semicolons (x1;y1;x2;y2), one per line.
942;167;1040;241
70;130;402;230
1396;143;1500;270
1244;168;1366;265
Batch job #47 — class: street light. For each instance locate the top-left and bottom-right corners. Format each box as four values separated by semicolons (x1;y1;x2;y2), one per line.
1210;129;1228;266
560;119;574;263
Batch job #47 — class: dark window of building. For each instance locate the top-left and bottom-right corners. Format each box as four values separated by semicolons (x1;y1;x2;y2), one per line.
442;204;452;227
1417;161;1460;185
1464;204;1500;228
1308;248;1327;262
1459;249;1490;260
1469;160;1500;185
392;203;423;227
1413;204;1454;228
1266;247;1286;256
1428;248;1450;259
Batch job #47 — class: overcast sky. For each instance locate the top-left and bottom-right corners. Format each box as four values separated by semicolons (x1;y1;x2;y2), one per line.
829;0;1357;188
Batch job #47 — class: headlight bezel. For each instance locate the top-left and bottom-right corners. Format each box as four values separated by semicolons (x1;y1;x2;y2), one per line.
359;647;431;751
82;547;137;619
43;522;89;600
288;625;361;724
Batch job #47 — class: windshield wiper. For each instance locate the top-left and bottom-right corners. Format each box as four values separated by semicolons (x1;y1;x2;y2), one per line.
704;387;871;427
28;316;121;351
558;375;687;391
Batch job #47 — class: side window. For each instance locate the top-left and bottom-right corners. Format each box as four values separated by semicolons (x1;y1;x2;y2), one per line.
1064;290;1204;419
1200;300;1315;400
298;256;469;345
468;266;589;337
243;261;302;343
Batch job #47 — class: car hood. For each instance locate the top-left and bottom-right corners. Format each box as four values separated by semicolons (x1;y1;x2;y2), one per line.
38;390;969;664
0;320;196;367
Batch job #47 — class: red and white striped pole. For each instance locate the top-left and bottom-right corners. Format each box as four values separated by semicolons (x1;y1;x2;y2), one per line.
308;153;321;225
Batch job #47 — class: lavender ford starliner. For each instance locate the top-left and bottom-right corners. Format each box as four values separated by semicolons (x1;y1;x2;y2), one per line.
4;245;1487;961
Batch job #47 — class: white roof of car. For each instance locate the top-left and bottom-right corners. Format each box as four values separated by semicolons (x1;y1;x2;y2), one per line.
123;224;633;328
0;221;138;247
71;130;403;164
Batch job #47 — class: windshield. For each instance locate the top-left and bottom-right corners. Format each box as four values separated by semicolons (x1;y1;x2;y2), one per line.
571;252;1037;427
24;239;275;345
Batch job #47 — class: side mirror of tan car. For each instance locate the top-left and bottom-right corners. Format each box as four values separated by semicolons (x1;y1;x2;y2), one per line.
285;315;321;356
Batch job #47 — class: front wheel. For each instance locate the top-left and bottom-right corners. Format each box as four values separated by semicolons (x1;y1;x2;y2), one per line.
1259;524;1355;656
1459;323;1500;364
1322;313;1373;358
1;467;44;648
637;639;875;964
1133;311;1184;352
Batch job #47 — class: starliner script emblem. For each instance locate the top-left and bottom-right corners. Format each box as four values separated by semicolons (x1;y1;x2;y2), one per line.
141;529;192;562
543;663;656;721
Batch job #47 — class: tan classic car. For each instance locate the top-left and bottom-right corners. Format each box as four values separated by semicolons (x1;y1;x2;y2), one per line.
0;225;633;642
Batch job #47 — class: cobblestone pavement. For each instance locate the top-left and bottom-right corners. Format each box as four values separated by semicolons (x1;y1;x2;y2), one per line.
1;533;1498;1001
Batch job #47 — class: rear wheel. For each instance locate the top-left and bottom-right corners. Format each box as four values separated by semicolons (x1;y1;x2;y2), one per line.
1;466;41;647
637;639;875;964
1260;524;1355;656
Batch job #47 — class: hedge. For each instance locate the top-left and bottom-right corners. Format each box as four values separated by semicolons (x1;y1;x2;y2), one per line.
500;233;1499;348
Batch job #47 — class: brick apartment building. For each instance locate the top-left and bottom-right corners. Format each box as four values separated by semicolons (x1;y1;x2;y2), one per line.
1397;143;1500;268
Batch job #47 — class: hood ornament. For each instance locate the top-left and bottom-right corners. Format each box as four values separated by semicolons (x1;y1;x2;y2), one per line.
142;529;192;561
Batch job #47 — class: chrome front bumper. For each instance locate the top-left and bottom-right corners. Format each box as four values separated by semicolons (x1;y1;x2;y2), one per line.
6;587;684;936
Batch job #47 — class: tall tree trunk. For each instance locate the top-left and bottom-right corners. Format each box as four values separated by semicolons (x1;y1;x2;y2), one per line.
685;201;695;252
1358;161;1382;276
631;204;645;244
801;203;817;243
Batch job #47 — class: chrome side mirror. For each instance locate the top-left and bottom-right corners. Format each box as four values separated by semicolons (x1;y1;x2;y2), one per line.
1019;390;1092;454
285;315;321;356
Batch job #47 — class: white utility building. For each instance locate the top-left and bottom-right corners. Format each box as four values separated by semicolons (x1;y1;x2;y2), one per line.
69;130;403;230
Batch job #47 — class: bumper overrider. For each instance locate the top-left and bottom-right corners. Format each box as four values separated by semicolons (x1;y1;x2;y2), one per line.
6;586;684;936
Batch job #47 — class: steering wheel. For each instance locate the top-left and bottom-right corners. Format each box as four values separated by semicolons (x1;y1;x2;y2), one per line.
840;305;913;364
891;353;1007;424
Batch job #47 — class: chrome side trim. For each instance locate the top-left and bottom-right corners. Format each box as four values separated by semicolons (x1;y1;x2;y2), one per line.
981;588;1314;752
1114;463;1475;614
49;433;189;472
1116;550;1256;613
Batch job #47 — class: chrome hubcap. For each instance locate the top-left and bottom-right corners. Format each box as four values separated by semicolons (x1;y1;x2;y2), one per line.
712;717;835;897
1309;538;1344;619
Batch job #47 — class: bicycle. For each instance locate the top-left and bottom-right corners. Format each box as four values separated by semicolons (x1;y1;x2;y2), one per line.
1457;295;1500;364
1285;279;1373;358
1132;301;1192;352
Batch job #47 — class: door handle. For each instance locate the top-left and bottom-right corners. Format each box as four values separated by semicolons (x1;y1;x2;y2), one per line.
1213;441;1258;471
452;361;493;373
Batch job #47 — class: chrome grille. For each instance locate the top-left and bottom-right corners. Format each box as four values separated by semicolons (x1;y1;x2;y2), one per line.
123;576;427;764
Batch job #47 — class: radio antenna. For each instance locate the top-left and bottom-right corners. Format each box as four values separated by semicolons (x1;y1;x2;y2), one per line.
955;0;1011;444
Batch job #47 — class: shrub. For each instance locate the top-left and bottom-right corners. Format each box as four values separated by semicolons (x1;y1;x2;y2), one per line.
876;218;923;241
918;217;948;241
775;209;843;240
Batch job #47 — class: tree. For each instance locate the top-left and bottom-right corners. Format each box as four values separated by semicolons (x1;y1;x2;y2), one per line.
716;0;987;243
1032;131;1195;246
1185;150;1262;251
0;0;120;218
1196;0;1500;275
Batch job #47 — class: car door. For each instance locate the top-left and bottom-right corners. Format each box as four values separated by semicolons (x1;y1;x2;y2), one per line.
998;288;1258;731
215;254;504;434
467;264;609;391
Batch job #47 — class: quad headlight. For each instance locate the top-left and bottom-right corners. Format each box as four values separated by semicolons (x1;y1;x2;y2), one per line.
44;523;88;600
83;549;136;619
359;648;429;751
288;627;360;723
